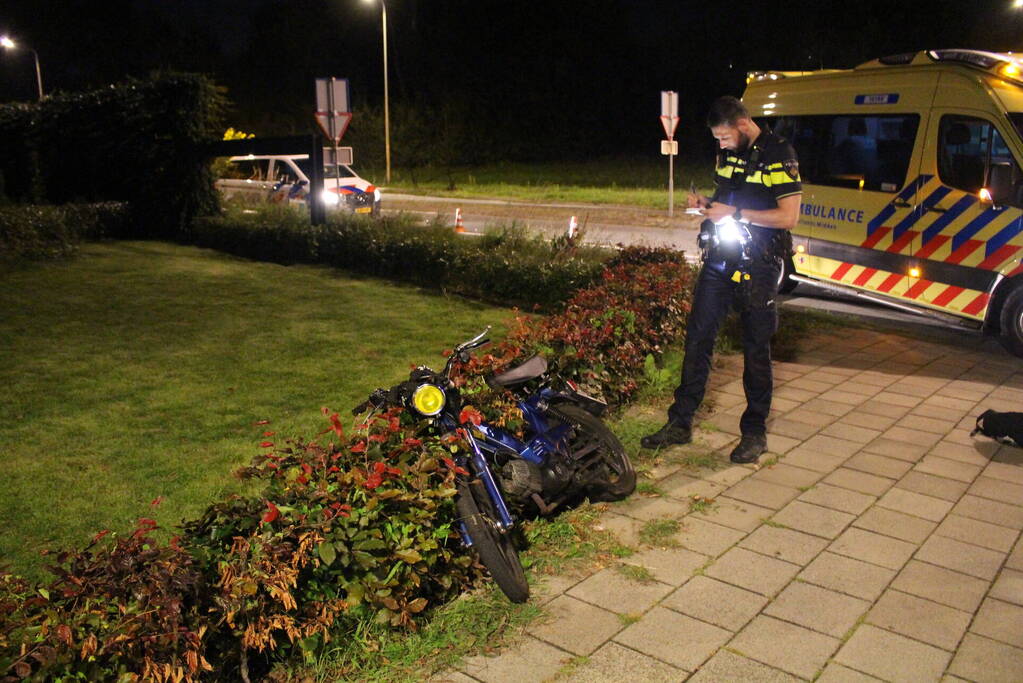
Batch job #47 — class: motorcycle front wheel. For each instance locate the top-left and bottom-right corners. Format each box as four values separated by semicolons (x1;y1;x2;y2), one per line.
551;404;636;502
457;479;529;603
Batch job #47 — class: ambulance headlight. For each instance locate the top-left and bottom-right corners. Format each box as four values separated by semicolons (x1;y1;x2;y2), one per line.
320;190;340;206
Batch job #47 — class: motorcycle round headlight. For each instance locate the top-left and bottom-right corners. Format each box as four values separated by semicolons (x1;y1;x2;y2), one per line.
411;384;445;416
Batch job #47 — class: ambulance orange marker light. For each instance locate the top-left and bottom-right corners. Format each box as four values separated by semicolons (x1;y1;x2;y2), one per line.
796;244;806;253
909;267;922;278
979;187;993;202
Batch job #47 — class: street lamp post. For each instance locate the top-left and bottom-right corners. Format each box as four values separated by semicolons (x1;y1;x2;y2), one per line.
363;0;391;183
0;36;44;100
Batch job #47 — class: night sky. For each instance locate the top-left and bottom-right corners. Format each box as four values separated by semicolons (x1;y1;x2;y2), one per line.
1;0;1017;161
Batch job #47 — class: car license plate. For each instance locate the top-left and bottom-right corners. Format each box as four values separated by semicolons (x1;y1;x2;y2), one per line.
355;207;372;214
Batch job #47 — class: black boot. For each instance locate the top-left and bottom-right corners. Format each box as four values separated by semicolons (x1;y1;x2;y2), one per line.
641;422;692;449
730;434;767;464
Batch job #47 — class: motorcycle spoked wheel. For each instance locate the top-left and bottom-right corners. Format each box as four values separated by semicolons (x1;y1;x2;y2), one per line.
550;404;637;502
456;479;529;603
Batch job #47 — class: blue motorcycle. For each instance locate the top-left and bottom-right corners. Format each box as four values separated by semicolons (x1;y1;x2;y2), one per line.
353;327;636;602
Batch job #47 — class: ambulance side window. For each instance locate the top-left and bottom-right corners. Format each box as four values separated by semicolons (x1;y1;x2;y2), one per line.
938;115;1023;207
766;114;918;193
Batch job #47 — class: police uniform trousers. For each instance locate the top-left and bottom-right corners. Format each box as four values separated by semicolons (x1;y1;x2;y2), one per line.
667;254;781;436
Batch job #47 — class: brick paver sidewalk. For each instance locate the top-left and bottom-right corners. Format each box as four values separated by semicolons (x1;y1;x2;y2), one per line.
439;327;1023;682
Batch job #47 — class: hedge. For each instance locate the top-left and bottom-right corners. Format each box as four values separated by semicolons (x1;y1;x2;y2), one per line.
0;247;697;682
0;203;131;261
0;73;225;239
192;207;612;311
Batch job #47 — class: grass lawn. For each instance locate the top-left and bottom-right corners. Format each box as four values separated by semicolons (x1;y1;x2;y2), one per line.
0;241;516;579
381;157;717;208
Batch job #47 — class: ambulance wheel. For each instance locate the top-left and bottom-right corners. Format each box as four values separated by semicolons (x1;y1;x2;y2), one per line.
998;285;1023;358
778;257;798;295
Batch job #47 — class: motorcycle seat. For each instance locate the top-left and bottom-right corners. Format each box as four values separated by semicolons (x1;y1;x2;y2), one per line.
486;355;548;389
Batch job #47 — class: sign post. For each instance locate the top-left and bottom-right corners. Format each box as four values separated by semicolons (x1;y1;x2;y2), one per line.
315;77;353;182
660;91;680;217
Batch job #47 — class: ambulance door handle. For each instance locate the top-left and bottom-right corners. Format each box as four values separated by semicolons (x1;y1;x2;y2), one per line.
892;199;913;209
925;205;947;213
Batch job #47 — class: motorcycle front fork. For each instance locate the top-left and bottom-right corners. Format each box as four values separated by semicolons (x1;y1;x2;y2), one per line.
457;429;516;541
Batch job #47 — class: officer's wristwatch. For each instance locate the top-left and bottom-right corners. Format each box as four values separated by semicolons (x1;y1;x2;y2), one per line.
733;208;745;223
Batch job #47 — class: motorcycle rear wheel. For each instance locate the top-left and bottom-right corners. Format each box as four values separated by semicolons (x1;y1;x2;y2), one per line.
551;404;636;501
457;480;529;603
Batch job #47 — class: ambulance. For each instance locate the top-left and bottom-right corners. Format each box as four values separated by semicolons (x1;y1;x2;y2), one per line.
743;49;1023;357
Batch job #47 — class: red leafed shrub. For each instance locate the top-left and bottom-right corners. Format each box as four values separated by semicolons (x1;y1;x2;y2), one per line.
515;257;694;403
179;406;481;676
0;521;210;683
454;247;696;412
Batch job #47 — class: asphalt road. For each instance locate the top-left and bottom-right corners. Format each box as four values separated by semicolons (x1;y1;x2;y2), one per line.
381;192;1008;356
383;192;705;255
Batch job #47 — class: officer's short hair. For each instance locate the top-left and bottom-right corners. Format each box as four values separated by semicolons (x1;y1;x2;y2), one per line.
707;96;750;128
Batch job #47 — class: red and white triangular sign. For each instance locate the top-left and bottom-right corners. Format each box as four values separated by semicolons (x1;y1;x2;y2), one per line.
660;115;680;140
314;111;352;145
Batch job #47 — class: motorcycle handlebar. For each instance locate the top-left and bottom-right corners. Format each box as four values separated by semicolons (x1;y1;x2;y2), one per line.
444;326;491;377
454;326;491;353
352;387;389;415
357;329;494;413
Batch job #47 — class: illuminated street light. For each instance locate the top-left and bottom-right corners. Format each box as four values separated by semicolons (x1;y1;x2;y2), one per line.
0;35;44;100
362;0;391;183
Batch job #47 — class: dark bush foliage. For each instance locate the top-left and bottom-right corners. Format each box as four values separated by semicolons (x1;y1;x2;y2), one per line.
0;73;224;239
0;203;131;261
192;208;612;310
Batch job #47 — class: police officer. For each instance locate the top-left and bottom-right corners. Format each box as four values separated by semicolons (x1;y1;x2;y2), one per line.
642;96;802;464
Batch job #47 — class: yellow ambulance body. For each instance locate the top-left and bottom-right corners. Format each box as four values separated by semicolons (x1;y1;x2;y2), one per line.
743;49;1023;357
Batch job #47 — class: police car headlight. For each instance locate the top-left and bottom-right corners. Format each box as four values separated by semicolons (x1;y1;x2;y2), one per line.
320;190;340;205
411;384;445;416
715;217;743;242
374;188;381;202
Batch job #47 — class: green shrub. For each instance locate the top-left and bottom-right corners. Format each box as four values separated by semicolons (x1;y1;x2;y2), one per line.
0;202;130;260
191;208;611;310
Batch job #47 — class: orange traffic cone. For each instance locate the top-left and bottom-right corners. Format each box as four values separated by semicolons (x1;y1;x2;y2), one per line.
454;207;465;233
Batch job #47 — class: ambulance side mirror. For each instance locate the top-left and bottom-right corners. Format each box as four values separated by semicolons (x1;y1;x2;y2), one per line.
987;162;1015;208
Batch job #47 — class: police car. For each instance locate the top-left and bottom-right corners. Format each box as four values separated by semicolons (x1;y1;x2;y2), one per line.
215;153;381;215
744;49;1023;357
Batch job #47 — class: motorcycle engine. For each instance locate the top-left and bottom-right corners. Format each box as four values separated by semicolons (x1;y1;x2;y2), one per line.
540;457;575;499
499;458;544;503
